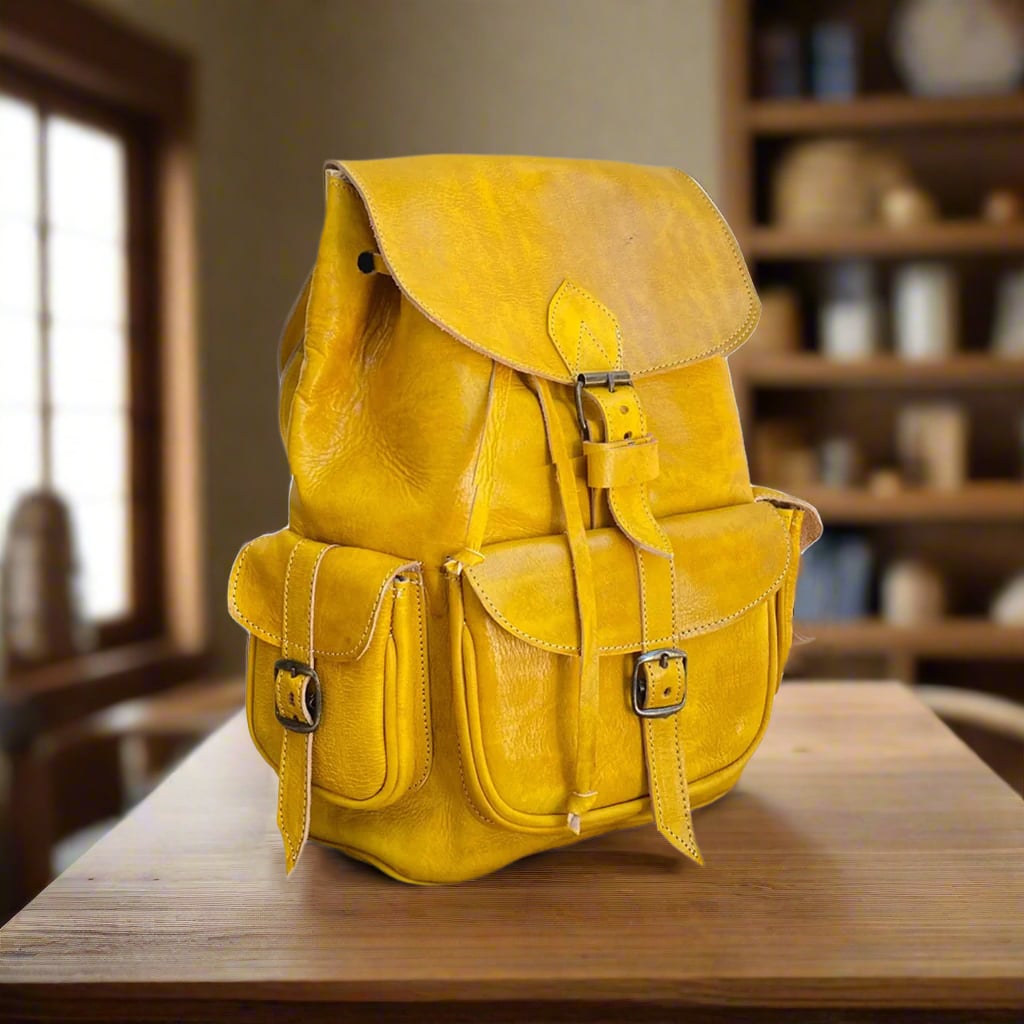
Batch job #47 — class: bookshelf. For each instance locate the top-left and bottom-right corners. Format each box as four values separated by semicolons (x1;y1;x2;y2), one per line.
720;0;1024;686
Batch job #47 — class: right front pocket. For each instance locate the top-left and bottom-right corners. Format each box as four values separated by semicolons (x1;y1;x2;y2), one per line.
450;501;796;833
229;529;432;809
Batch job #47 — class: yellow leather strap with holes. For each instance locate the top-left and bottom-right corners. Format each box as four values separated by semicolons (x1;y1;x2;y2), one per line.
534;377;602;829
578;376;702;864
274;538;334;874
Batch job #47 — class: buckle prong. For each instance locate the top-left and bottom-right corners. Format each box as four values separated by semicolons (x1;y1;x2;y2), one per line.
632;648;687;718
574;370;632;442
274;659;322;733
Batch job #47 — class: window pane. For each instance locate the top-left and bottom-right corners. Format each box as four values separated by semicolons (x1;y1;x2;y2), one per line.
67;496;130;619
0;95;38;221
0;410;43;539
0;313;41;412
49;231;125;327
47;116;125;241
52;410;128;500
0;220;39;315
50;323;127;410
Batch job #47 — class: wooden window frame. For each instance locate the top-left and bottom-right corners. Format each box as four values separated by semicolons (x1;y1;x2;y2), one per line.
1;0;204;676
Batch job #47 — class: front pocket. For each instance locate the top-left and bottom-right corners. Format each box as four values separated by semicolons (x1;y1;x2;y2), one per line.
451;501;797;832
229;530;431;808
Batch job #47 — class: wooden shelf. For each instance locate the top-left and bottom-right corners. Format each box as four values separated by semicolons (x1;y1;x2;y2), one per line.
738;354;1024;388
796;482;1024;524
794;619;1024;660
747;93;1024;135
746;221;1024;259
723;3;1024;687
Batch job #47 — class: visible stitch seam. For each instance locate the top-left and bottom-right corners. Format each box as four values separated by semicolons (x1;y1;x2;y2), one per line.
411;581;433;790
230;548;421;657
339;167;748;382
276;539;305;862
464;582;577;652
609;487;671;556
547;280;625;375
461;520;792;655
297;544;333;843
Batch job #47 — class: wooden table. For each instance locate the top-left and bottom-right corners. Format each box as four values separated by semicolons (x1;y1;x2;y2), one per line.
2;682;1022;1022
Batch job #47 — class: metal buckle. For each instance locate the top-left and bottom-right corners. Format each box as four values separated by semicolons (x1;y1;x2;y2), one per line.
631;648;687;718
574;370;632;441
273;659;322;733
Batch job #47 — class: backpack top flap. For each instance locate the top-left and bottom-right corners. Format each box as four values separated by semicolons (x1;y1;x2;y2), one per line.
330;155;759;383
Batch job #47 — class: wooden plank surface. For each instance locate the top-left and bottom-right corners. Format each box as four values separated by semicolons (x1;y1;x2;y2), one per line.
1;682;1023;1022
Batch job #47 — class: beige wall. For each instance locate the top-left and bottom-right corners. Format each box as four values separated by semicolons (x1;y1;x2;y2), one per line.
88;0;721;667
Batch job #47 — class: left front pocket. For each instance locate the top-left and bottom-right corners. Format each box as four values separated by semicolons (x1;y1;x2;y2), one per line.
228;529;431;808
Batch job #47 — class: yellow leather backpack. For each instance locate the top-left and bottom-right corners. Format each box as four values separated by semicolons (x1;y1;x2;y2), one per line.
228;156;821;883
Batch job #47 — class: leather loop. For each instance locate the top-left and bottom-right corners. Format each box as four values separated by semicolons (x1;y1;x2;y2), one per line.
578;382;673;557
548;279;623;376
583;436;660;489
275;538;334;874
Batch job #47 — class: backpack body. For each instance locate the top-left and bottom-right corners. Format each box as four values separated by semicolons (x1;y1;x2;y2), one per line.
228;156;821;883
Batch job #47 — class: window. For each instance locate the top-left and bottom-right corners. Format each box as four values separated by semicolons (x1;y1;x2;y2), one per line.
0;0;193;655
3;95;131;622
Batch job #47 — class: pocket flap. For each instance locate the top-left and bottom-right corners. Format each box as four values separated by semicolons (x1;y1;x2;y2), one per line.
463;502;792;655
228;529;420;659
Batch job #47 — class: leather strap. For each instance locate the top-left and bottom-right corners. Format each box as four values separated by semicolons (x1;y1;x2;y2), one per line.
578;376;702;865
274;538;334;874
534;377;602;830
444;362;513;575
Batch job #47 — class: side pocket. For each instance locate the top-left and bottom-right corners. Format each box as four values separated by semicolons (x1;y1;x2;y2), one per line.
230;529;431;809
449;501;796;832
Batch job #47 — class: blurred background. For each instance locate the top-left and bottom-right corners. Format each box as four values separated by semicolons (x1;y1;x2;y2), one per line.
1;0;1022;920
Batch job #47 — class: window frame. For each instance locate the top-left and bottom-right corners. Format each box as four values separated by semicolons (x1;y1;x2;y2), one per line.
0;0;200;667
0;62;163;648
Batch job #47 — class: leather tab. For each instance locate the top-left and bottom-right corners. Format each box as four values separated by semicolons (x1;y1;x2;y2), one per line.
275;538;334;875
583;436;659;489
637;545;703;865
548;280;623;376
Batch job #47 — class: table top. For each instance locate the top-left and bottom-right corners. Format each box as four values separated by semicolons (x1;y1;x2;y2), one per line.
2;681;1023;1022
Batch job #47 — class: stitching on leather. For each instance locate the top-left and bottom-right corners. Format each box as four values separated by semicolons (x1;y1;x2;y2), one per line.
277;538;306;864
230;545;422;657
411;580;433;790
463;580;578;652
547;282;579;373
298;544;333;839
609;487;670;556
340;166;746;381
547;280;625;375
463;511;792;654
278;733;294;862
453;624;499;827
281;539;305;659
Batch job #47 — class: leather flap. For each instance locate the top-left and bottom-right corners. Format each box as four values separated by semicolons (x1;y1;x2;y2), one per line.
329;155;759;383
463;503;791;655
228;528;420;659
